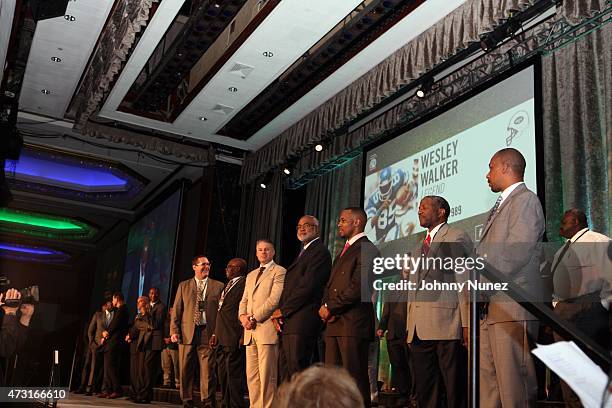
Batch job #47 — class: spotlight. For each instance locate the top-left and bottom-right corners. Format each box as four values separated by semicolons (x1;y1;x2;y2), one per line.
480;30;505;52
283;167;291;175
416;76;433;99
259;172;272;189
314;144;323;152
260;182;267;189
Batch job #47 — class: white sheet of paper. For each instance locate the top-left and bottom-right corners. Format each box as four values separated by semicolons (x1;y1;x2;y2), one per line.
531;341;611;408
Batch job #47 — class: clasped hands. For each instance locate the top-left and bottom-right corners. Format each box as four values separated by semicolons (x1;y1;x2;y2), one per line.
318;304;336;323
239;314;257;330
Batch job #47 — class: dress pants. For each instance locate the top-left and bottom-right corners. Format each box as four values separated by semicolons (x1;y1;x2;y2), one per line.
245;340;278;408
387;338;413;397
103;346;121;393
479;319;538;407
179;325;217;407
280;334;315;381
162;347;180;386
553;300;609;407
325;336;371;408
410;334;464;408
86;350;103;392
217;345;246;408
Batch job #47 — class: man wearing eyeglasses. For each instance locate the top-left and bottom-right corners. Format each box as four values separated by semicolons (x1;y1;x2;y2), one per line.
171;255;224;408
272;215;331;381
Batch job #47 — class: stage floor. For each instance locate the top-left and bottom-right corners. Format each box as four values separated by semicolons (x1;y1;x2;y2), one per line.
57;395;179;407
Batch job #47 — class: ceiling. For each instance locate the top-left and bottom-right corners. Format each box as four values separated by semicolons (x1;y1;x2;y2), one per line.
0;0;466;262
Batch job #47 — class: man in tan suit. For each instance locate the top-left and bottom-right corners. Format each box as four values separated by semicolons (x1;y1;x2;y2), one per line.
477;148;544;407
171;255;224;408
406;195;471;408
239;239;286;408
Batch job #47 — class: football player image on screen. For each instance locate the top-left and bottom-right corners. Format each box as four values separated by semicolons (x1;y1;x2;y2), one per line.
393;158;419;239
366;166;407;245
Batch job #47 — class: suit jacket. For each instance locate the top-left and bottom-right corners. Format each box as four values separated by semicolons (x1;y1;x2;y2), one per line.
128;313;154;352
87;311;99;351
278;238;332;335
106;304;129;350
476;183;544;323
322;236;380;340
239;262;286;345
214;276;246;348
149;302;165;351
378;288;407;341
171;277;224;344
406;223;472;342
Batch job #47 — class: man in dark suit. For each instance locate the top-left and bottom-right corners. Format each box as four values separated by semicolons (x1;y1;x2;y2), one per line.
100;292;129;399
210;258;248;408
272;215;332;381
171;255;224;408
319;207;380;408
406;196;472;408
0;288;34;386
477;148;544;407
376;269;412;404
86;298;113;395
146;288;165;395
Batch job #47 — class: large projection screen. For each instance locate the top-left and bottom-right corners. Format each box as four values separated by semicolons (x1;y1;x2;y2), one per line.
363;64;538;256
121;188;182;314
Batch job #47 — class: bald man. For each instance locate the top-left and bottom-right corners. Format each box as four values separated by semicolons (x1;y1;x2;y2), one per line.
272;215;332;381
476;148;544;407
320;207;380;408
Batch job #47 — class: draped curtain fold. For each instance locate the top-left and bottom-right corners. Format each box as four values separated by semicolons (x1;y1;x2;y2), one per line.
542;23;611;237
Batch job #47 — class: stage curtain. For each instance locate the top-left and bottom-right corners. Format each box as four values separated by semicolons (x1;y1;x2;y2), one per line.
542;22;610;237
236;172;285;268
304;155;363;257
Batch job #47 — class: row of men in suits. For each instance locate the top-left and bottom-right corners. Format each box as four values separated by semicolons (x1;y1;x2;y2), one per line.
168;206;381;408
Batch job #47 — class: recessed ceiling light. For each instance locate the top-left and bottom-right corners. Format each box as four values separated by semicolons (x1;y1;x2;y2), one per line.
199;116;208;121
50;57;61;62
41;89;51;95
228;87;238;92
283;167;291;175
64;15;76;21
314;144;323;152
214;3;220;8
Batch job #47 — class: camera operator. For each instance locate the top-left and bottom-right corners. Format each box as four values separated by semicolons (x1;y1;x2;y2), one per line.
0;288;35;385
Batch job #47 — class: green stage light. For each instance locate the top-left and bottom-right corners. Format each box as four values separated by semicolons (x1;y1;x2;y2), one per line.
0;208;84;230
0;208;97;240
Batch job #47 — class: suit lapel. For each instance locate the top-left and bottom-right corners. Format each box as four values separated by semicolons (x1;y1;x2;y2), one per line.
253;263;274;291
479;184;525;242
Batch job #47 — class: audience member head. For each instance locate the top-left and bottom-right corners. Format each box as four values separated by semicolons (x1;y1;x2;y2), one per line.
418;195;450;229
137;296;150;315
486;148;526;192
296;215;320;244
256;239;275;265
559;208;588;239
225;258;247;280
337;207;367;239
192;255;211;280
275;365;364;408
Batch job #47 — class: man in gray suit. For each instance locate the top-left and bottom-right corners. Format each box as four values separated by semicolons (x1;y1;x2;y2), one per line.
406;195;471;408
171;255;224;408
477;148;544;407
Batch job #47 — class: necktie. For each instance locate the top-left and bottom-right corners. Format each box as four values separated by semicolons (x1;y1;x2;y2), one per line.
256;266;265;283
422;233;432;256
298;247;306;258
340;241;350;257
486;196;503;225
194;280;206;326
105;311;111;328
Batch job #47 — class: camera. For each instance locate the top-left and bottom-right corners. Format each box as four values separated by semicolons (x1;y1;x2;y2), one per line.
0;276;39;308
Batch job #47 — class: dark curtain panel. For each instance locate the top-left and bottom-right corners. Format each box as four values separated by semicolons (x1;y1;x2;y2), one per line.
542;24;611;237
304;155;363;257
236;172;285;268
